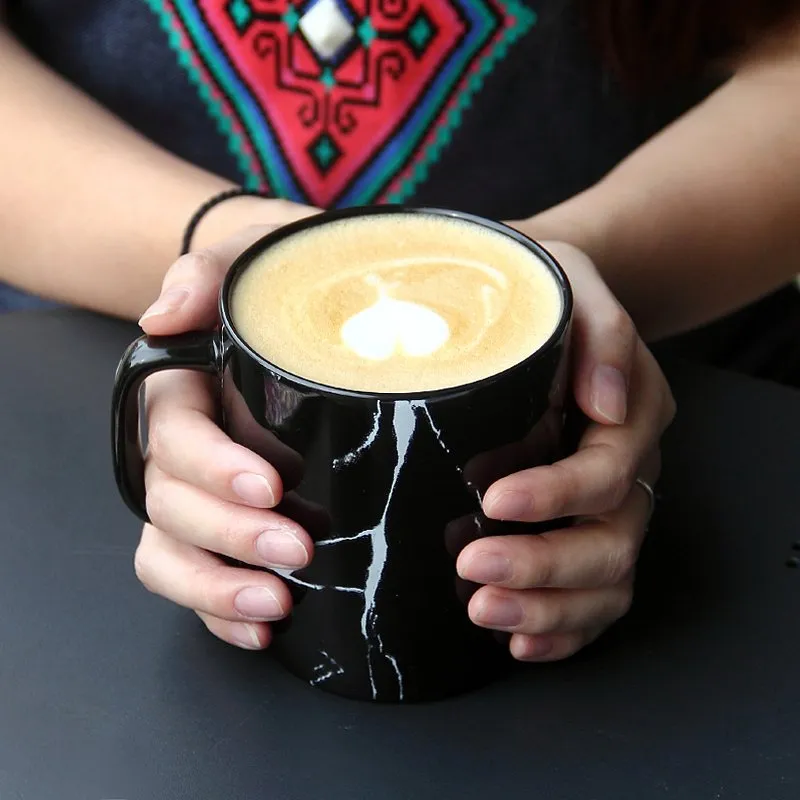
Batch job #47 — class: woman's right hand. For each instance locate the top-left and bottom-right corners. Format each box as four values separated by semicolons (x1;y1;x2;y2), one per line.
134;216;317;651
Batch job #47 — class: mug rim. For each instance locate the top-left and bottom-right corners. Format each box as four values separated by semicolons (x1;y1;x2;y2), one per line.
219;205;573;401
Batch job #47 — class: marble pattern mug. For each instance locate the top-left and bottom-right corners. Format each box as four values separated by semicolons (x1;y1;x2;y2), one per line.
112;207;574;702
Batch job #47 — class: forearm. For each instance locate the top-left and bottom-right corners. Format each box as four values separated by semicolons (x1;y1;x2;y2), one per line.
0;27;295;319
520;34;800;341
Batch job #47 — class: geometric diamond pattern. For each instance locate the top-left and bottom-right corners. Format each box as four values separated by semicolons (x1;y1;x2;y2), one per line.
227;0;253;31
406;9;435;58
308;131;342;174
147;0;538;206
299;0;355;61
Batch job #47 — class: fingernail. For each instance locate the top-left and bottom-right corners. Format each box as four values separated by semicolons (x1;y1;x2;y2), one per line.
232;472;276;508
138;287;190;324
484;490;531;521
459;552;512;584
475;596;523;629
256;530;308;569
591;365;627;424
234;587;285;620
232;623;264;650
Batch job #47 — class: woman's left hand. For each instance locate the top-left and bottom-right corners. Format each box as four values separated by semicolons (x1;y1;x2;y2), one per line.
457;241;675;662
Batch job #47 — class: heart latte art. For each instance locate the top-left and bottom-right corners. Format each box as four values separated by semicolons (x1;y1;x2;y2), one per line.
231;214;563;393
340;284;451;361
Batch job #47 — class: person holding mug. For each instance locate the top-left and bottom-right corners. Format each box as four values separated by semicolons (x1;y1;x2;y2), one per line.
128;214;671;675
3;1;799;665
115;208;673;699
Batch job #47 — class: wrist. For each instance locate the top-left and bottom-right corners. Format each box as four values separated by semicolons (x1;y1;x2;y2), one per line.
513;186;611;268
190;194;320;252
516;187;668;338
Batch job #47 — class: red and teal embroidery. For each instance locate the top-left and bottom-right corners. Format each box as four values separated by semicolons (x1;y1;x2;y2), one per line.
145;0;536;206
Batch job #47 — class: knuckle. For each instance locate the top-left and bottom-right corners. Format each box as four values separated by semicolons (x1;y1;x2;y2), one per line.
602;304;634;341
609;457;638;510
604;540;639;585
144;478;170;527
195;452;228;491
133;539;155;593
194;572;219;614
177;249;218;280
663;387;678;426
590;442;636;510
213;517;250;560
192;562;233;614
145;416;169;463
527;597;563;633
614;584;635;619
526;535;557;586
644;351;676;431
545;461;575;517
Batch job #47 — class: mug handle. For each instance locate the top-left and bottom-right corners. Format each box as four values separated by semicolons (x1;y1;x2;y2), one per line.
111;331;225;523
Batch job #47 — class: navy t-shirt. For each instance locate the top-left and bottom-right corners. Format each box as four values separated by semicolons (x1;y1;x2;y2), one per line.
2;0;708;308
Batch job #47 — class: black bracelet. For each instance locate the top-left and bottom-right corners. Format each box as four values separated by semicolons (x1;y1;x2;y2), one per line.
180;188;270;255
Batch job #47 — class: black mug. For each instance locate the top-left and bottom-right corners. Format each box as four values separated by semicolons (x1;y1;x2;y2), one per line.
112;207;574;703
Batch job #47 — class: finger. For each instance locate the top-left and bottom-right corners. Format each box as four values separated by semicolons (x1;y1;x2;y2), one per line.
225;383;305;489
462;458;656;589
134;524;294;623
542;241;637;426
145;369;284;509
483;344;671;522
196;611;272;651
458;522;639;591
139;224;279;334
509;627;605;662
444;514;483;559
144;465;312;570
468;582;633;635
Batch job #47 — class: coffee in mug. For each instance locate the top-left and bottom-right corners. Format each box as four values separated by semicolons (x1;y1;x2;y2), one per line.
230;213;563;392
112;207;574;703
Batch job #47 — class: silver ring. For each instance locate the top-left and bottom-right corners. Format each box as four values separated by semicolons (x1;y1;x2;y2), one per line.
635;477;656;525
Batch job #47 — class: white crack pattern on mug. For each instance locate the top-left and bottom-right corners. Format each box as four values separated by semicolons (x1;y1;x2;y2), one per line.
309;651;345;686
277;399;482;700
231;228;560;696
332;404;383;470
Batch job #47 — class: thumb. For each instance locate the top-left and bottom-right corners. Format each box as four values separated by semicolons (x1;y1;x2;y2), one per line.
138;224;278;336
541;241;636;426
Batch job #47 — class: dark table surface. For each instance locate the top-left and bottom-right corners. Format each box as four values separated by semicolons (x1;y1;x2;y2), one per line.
0;309;798;800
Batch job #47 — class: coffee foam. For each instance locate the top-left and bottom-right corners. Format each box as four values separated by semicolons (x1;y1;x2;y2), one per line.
340;287;451;360
231;214;563;393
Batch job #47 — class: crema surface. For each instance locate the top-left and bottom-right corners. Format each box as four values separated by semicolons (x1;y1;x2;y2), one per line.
231;215;563;393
